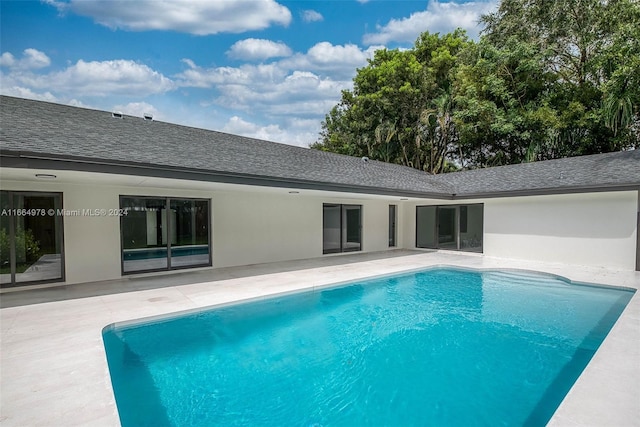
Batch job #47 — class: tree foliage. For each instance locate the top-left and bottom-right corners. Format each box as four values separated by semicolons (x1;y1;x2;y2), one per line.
312;30;471;173
312;0;639;172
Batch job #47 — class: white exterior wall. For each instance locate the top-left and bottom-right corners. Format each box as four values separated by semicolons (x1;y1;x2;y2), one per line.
401;201;418;249
212;191;318;267
403;191;638;270
1;173;403;285
212;192;396;268
3;169;636;288
483;191;638;270
1;179;215;284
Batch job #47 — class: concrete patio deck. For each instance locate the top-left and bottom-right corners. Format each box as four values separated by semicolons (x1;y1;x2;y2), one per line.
1;250;638;426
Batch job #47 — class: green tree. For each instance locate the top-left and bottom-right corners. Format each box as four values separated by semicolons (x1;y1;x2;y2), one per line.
313;31;471;173
0;227;41;272
312;91;367;158
314;0;638;171
480;0;640;155
599;0;640;143
454;38;563;165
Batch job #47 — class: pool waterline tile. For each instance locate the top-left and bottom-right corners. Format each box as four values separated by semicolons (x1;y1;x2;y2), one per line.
1;250;638;427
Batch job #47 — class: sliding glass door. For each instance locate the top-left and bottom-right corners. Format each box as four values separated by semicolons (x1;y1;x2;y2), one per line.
120;197;168;273
342;205;362;252
438;207;457;249
416;204;483;253
323;204;362;254
120;196;211;274
170;199;210;268
1;191;64;287
322;204;341;254
416;206;436;248
459;204;484;251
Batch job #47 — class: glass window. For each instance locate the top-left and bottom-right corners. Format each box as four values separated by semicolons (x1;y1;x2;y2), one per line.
438;207;457;250
120;197;168;273
322;204;341;254
120;196;210;274
342;205;362;252
1;191;64;287
170;199;210;268
0;192;10;286
416;206;436;248
460;206;468;233
460;204;483;252
416;204;483;253
323;204;362;254
389;205;397;247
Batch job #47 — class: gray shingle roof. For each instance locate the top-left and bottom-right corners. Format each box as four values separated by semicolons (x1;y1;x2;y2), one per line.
431;150;640;198
0;96;453;198
1;96;638;198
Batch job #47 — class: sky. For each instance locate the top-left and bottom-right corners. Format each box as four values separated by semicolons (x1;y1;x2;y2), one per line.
0;0;497;147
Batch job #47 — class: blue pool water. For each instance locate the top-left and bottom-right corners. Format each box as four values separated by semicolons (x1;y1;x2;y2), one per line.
103;268;634;427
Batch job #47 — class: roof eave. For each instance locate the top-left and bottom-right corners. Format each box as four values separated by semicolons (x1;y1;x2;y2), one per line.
451;184;640;200
0;151;454;200
3;150;635;200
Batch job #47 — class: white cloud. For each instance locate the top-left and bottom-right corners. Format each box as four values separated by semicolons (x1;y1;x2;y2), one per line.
223;116;273;138
214;70;346;117
0;53;16;67
0;85;58;102
301;10;323;23
227;39;292;61
177;54;351;121
278;42;383;79
0;85;98;111
0;49;51;70
67;98;93;108
176;40;385;125
46;0;291;35
306;42;377;67
178;61;287;88
222;116;320;147
363;0;498;44
5;59;175;97
181;58;197;69
46;59;174;96
178;42;382;90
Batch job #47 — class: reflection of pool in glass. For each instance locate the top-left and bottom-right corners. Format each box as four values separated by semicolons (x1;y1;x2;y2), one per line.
123;245;209;261
122;245;210;273
103;268;634;427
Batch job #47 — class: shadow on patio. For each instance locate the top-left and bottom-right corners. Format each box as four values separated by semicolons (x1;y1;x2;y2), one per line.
0;249;431;308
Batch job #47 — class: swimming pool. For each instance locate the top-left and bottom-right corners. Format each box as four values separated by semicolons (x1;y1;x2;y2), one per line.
102;267;634;426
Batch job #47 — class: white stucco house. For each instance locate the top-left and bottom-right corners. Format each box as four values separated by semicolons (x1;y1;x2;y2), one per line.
1;95;639;290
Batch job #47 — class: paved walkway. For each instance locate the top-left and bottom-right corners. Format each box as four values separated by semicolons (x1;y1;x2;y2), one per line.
1;250;638;426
